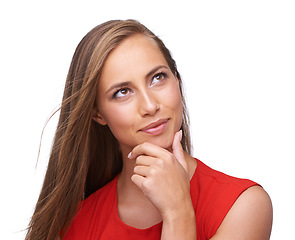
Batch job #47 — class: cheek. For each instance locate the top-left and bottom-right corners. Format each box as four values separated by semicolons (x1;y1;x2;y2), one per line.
174;94;184;130
162;83;183;120
100;103;136;141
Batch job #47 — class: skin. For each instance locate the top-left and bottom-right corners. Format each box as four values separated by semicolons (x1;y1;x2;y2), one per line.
93;34;272;239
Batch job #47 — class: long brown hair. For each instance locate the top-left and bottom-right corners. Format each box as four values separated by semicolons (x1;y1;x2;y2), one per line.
26;19;191;240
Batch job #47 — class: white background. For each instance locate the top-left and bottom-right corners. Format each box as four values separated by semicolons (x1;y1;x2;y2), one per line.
1;0;294;239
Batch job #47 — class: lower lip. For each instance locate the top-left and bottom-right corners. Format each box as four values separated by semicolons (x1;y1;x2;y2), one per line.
140;121;168;136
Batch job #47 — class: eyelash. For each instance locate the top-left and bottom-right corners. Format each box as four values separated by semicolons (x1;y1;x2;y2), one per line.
112;87;131;99
112;72;167;99
152;72;167;84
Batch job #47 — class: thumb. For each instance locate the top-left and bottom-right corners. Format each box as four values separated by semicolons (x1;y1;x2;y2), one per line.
172;130;188;173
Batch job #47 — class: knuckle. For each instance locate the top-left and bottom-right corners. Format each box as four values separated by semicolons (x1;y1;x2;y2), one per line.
149;167;156;176
156;158;165;168
133;165;140;173
131;174;138;185
141;179;150;191
136;155;144;163
141;142;150;149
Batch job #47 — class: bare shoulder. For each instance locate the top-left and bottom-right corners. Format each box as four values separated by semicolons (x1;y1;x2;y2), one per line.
211;186;273;240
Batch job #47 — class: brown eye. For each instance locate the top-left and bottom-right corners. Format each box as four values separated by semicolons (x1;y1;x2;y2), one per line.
152;73;166;85
120;89;128;95
155;74;164;80
113;88;131;99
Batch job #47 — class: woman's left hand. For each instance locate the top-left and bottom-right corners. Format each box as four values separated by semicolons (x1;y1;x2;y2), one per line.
128;130;193;221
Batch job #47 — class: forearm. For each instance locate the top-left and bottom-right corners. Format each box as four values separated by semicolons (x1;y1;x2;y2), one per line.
161;203;196;240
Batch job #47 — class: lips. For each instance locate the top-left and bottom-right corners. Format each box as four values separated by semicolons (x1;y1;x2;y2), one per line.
139;118;169;136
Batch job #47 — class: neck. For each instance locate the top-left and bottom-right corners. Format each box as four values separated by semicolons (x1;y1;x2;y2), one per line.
117;148;142;195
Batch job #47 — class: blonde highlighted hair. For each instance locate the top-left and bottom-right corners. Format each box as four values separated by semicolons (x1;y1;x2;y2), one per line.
26;19;191;240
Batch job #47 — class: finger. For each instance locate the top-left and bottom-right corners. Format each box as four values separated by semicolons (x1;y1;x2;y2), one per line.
131;172;153;196
172;130;188;172
133;165;150;177
131;174;146;191
135;155;155;166
128;142;170;160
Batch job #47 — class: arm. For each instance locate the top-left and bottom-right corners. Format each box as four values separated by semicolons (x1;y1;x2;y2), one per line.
211;186;273;240
160;199;196;240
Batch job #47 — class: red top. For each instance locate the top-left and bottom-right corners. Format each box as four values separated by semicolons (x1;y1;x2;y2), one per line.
63;159;258;240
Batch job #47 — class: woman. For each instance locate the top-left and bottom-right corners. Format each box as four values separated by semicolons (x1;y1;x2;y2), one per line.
26;19;272;240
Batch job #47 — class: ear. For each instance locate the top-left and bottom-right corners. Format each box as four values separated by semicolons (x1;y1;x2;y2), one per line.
92;106;107;125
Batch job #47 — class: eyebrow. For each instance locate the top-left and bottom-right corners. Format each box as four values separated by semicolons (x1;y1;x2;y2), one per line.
106;65;169;94
145;65;169;79
106;81;132;94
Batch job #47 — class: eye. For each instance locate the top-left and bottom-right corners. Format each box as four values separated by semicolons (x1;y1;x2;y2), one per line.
151;72;167;85
112;88;131;99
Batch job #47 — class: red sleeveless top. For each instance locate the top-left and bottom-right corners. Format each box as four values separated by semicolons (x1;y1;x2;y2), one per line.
63;159;258;240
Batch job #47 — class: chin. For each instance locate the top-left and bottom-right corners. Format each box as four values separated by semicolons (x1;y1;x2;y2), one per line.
141;134;174;151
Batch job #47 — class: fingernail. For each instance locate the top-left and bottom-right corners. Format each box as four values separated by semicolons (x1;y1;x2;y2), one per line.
128;152;132;159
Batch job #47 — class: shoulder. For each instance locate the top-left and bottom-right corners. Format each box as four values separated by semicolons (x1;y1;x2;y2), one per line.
212;185;273;239
192;160;259;206
191;159;272;239
194;159;257;186
191;159;269;239
63;176;118;239
78;176;117;214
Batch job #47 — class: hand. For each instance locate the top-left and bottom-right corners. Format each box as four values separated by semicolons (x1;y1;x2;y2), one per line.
129;130;192;220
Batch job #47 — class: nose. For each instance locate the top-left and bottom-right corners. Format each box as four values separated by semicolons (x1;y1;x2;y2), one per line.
138;89;159;117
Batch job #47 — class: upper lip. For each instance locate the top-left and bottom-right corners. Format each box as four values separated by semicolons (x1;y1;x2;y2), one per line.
139;118;169;132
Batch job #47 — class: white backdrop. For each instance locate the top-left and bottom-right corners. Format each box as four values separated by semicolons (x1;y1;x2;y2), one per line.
1;0;294;239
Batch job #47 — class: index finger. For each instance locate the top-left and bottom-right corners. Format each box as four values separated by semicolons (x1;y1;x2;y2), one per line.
128;142;170;160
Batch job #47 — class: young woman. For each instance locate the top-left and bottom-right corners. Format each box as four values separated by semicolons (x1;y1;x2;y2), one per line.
26;19;272;240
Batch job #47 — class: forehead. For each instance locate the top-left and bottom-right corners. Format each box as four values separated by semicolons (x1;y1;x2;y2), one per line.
108;34;164;63
99;34;168;86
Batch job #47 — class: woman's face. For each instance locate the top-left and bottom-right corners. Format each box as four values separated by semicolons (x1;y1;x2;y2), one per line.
94;34;183;154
